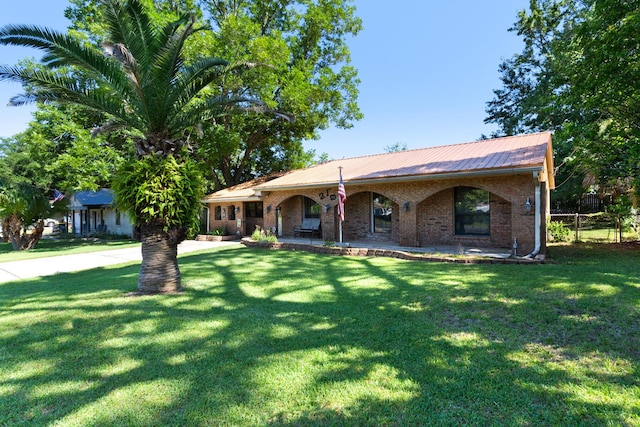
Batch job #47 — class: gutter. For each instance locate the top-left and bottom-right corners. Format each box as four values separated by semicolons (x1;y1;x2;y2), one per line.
525;172;542;258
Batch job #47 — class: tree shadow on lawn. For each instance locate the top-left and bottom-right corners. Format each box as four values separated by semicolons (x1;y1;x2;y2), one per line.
0;246;638;426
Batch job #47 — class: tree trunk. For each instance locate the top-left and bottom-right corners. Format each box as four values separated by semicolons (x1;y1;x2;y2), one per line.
136;222;183;294
4;215;43;251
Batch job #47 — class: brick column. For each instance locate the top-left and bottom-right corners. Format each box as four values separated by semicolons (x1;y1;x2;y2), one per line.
398;202;417;247
322;206;336;241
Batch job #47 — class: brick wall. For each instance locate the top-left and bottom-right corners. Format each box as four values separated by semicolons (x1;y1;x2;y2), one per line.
207;172;548;254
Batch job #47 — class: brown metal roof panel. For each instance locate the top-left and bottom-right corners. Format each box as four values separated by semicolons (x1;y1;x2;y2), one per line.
253;132;552;189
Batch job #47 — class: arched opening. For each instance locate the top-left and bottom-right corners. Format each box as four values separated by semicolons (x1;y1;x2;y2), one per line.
338;191;398;243
417;186;511;248
277;195;322;238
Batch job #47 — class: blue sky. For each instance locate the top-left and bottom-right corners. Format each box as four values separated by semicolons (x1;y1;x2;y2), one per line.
0;1;529;159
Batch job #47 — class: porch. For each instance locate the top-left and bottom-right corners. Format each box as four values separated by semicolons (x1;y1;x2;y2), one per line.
274;237;514;259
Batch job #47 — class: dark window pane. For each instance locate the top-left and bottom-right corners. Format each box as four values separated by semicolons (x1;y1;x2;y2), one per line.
455;187;490;235
373;193;392;234
304;197;321;218
245;202;263;218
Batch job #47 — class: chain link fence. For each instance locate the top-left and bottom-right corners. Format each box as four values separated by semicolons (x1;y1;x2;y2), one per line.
548;213;639;243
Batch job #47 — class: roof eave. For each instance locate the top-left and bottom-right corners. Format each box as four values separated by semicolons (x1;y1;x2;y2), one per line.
255;165;545;192
202;195;262;204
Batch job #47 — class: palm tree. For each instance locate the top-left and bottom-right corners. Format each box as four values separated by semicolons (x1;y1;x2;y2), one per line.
0;0;249;293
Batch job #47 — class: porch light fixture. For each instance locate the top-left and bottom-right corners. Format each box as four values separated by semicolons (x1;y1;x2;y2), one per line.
235;206;241;214
403;202;410;212
524;198;532;212
266;205;272;214
323;204;331;213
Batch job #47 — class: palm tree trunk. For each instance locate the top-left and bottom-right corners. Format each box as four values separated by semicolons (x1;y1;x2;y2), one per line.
137;222;182;293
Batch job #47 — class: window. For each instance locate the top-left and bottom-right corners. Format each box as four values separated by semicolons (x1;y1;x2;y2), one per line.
455;187;490;235
304;197;321;218
245;202;263;218
229;205;236;221
214;206;222;220
373;193;392;233
115;210;121;226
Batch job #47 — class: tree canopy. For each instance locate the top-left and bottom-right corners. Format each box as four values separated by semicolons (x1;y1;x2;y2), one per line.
65;0;363;189
485;0;639;210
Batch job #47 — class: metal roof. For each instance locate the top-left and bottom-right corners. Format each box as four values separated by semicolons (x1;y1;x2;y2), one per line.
73;189;115;207
203;173;289;203
204;133;554;201
256;132;554;191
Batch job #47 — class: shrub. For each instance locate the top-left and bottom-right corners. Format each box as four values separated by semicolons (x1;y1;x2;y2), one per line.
547;221;571;242
251;226;278;243
208;227;228;236
113;155;205;236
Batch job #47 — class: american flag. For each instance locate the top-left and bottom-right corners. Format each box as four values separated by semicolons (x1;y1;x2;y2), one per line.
53;190;64;203
337;171;346;222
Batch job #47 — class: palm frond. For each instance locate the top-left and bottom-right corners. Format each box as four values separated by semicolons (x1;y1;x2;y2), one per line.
0;64;146;131
1;0;275;144
167;94;259;132
0;25;142;114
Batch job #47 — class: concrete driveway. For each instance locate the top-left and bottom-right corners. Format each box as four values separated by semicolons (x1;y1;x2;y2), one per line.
0;240;240;284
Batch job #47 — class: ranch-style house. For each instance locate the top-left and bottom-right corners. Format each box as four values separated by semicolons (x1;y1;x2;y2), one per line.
203;132;555;256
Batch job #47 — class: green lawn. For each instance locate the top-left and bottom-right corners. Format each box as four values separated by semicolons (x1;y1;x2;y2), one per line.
0;243;638;426
0;238;139;262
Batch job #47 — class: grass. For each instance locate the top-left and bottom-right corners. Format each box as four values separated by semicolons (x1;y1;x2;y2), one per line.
0;238;139;262
0;242;638;426
577;227;638;243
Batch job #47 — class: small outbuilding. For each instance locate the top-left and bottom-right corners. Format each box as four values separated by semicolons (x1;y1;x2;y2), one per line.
68;189;134;237
204;132;555;256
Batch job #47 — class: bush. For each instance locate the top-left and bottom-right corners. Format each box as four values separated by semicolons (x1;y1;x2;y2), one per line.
208;227;228;236
547;221;571;242
251;226;277;243
113;155;205;236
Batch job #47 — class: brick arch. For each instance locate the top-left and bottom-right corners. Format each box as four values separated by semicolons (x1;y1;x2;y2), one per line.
416;186;513;248
261;193;328;239
415;183;513;207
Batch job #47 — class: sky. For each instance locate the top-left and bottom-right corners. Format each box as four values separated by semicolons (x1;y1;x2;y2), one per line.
0;1;529;160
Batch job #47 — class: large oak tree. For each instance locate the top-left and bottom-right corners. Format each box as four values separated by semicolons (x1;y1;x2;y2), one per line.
66;0;363;190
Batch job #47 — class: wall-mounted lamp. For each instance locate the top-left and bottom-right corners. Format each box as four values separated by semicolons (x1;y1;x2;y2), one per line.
323;204;331;213
235;206;241;214
524;198;532;212
266;205;272;214
403;202;410;212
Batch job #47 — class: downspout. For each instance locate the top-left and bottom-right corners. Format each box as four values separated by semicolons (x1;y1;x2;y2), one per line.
525;172;541;258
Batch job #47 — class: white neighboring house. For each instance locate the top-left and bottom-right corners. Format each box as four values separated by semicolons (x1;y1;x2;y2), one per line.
68;189;134;237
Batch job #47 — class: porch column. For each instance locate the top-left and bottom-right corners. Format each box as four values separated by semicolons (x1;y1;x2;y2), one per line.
263;203;277;234
398;201;417;247
321;205;336;241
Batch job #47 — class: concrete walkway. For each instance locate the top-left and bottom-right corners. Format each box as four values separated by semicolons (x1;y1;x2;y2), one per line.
276;237;514;258
0;240;240;284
